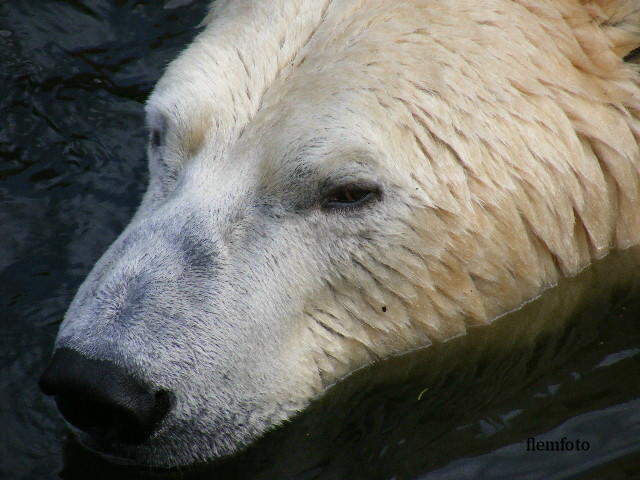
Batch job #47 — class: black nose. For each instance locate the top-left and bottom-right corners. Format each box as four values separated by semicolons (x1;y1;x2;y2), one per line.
39;348;171;445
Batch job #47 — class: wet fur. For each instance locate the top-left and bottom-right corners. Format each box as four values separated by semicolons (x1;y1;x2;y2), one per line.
53;0;640;466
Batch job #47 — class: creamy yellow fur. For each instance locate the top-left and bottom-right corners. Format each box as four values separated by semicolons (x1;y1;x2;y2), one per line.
149;0;640;388
295;0;640;384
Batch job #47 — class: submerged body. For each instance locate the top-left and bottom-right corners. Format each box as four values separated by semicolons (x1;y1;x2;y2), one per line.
41;0;640;466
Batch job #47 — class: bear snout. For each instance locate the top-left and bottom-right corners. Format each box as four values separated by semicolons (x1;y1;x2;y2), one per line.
39;348;172;446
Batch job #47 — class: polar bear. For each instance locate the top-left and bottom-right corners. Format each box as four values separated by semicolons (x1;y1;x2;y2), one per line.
40;0;640;467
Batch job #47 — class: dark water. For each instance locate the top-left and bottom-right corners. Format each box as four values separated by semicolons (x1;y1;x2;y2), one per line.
1;1;640;479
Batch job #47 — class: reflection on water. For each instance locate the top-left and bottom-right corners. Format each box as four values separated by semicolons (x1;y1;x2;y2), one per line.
1;1;640;479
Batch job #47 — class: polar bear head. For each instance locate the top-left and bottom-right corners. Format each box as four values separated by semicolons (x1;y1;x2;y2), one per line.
41;0;640;467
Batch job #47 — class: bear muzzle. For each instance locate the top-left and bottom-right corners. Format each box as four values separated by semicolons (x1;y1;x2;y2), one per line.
39;348;172;446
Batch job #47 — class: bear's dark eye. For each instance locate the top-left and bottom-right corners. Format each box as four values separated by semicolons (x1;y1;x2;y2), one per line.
324;184;381;210
150;128;163;149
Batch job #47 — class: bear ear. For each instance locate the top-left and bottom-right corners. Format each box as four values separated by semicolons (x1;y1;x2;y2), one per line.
587;0;640;60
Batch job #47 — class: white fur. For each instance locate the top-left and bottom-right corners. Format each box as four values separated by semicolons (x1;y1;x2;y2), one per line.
54;0;640;466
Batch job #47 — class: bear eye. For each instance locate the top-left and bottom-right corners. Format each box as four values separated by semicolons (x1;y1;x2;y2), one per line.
150;128;163;149
148;115;167;150
324;184;381;210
